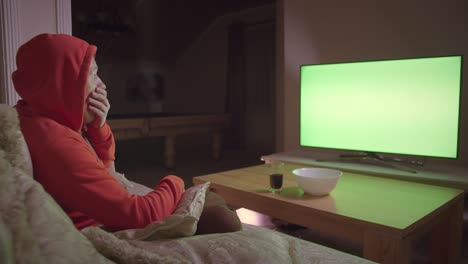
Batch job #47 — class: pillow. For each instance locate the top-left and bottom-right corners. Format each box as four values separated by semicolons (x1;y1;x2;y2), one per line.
0;104;33;177
0;215;13;264
0;105;112;263
112;182;210;240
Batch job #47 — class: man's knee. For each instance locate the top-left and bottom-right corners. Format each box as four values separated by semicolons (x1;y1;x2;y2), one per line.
204;191;227;208
196;205;242;235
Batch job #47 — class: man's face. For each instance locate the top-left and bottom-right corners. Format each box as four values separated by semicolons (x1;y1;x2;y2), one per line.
83;59;105;125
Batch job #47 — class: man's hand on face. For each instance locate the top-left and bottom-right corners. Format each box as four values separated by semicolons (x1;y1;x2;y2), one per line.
87;86;110;128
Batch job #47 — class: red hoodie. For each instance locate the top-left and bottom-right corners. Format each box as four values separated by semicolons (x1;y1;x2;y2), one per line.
13;33;184;230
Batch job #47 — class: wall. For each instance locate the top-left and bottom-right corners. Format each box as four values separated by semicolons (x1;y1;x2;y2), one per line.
18;0;57;43
99;61;168;115
73;2;276;116
0;0;70;105
164;5;276;114
2;1;275;116
71;0;160;115
280;0;468;166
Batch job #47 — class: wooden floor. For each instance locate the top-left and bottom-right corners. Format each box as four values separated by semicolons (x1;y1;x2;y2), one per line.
116;138;468;263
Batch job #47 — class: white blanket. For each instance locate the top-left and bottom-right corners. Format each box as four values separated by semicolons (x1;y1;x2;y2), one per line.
83;223;376;264
0;104;374;264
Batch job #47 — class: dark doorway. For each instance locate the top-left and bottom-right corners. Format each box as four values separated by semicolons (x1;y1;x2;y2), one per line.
225;20;276;156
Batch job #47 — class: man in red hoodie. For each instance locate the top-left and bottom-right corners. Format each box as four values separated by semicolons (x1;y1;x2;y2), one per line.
12;33;188;231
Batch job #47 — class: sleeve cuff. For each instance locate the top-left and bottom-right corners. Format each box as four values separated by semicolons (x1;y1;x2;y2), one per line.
86;123;111;142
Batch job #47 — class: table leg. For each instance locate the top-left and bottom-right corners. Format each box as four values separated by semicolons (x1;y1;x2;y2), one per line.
430;198;464;264
363;230;411;264
164;136;175;168
212;132;222;160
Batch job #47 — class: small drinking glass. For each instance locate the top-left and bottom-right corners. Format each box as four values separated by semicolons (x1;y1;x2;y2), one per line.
268;162;284;194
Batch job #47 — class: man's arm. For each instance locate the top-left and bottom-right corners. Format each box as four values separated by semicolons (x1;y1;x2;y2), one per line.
41;136;184;230
84;81;114;167
84;123;115;167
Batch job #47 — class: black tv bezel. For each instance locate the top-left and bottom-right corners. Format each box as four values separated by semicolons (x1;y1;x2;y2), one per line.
299;54;464;160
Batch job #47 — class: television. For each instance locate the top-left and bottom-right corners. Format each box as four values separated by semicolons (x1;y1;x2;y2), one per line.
300;55;463;164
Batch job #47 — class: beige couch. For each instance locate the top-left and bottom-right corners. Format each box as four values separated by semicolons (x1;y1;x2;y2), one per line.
0;104;374;264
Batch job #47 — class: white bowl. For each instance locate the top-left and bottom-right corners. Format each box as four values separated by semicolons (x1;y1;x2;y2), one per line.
292;168;342;196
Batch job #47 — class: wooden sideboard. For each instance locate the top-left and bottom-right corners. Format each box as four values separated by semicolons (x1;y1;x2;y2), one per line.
107;113;230;168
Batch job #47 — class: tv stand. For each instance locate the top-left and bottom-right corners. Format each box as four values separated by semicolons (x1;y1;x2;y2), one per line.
261;150;468;191
315;152;424;174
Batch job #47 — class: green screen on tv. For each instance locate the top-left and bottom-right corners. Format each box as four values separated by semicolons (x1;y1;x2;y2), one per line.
300;55;462;158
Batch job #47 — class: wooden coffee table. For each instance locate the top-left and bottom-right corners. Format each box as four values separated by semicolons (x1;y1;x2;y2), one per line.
193;163;464;264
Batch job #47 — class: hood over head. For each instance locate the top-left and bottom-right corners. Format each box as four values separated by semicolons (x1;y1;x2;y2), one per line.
13;33;97;131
